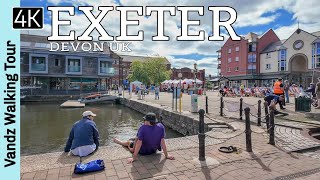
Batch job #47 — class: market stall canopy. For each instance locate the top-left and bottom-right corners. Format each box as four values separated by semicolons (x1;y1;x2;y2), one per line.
172;79;180;84
209;78;220;82
130;80;143;85
193;79;203;84
182;79;193;84
161;80;169;84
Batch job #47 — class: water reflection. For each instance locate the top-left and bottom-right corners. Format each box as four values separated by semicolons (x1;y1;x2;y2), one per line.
21;103;182;155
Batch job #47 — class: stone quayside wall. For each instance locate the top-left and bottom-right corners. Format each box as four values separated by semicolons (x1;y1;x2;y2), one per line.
120;98;209;136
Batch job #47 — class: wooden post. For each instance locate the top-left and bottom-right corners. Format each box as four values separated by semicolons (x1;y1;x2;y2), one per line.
205;96;209;114
269;108;275;145
264;101;270;132
244;107;252;152
198;109;206;161
220;97;224;116
257;100;261;126
240;98;243;120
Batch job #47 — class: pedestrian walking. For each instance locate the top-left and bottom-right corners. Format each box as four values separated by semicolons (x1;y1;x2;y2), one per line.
273;78;285;109
315;78;320;109
284;80;290;103
155;86;160;100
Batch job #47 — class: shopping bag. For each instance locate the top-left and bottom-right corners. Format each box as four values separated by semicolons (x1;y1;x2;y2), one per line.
74;159;105;174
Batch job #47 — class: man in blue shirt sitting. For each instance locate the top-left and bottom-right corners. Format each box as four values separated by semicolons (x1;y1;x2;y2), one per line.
64;111;100;157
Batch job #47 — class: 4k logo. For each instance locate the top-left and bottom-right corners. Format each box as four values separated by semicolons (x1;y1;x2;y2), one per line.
13;7;43;29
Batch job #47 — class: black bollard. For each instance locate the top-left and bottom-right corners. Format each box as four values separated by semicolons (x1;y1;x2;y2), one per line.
175;87;178;112
269;108;275;145
198;109;206;161
257;100;262;126
206;96;209;114
240;98;243;120
220;97;224;116
244;107;252;152
264;101;270;132
172;88;174;111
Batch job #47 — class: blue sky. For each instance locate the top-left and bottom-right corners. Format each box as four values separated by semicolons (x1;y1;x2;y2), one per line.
20;0;320;76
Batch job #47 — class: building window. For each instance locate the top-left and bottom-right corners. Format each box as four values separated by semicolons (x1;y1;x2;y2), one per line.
235;57;239;62
278;49;287;71
266;64;271;70
228;58;232;63
248;43;256;52
248;64;256;74
55;59;61;66
248;54;256;63
66;56;82;74
266;53;271;58
312;43;320;68
228;48;231;54
29;54;48;73
235;67;239;71
235;46;239;52
99;58;114;75
227;67;231;72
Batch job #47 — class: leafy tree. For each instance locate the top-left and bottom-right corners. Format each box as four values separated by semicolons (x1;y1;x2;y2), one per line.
205;81;213;90
128;57;171;85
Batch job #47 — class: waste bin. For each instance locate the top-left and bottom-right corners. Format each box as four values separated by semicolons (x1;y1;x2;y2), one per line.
295;97;311;112
191;94;198;113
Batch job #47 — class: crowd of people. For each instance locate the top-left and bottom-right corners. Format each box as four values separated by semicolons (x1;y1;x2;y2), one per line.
220;77;320;112
64;111;174;163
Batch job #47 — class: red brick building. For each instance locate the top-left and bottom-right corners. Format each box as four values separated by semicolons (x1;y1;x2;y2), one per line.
171;67;205;82
217;29;280;87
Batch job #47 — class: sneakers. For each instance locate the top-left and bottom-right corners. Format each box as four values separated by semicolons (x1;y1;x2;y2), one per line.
280;107;286;110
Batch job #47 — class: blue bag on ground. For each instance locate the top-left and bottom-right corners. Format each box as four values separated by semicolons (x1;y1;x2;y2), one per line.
74;159;105;174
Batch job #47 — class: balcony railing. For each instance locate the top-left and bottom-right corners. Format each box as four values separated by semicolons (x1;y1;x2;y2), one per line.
68;66;80;72
100;67;115;74
31;64;46;71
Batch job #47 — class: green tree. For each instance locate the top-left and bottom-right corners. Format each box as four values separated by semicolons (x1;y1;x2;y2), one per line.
128;61;149;84
205;81;213;90
128;57;171;85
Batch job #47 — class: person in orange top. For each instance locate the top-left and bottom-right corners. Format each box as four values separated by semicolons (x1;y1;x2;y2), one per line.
273;78;285;110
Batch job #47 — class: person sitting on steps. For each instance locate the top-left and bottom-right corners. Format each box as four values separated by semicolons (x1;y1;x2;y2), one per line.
113;112;174;163
64;111;100;157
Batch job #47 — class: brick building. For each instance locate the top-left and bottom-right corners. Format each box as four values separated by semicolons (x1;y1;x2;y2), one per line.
171;67;205;82
217;29;280;87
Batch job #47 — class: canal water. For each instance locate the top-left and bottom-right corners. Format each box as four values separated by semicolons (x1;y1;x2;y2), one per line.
21;103;183;155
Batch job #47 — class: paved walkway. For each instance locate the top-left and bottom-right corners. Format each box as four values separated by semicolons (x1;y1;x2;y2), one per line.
21;91;320;179
124;91;320;124
21;131;320;180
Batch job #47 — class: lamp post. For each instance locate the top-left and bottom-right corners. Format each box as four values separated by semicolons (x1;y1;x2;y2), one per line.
194;63;198;93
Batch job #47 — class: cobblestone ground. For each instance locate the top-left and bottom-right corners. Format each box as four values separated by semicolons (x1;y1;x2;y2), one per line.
123;91;320;124
301;149;320;159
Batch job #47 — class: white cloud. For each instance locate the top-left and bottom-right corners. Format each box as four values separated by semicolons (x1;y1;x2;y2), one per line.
24;0;320;76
